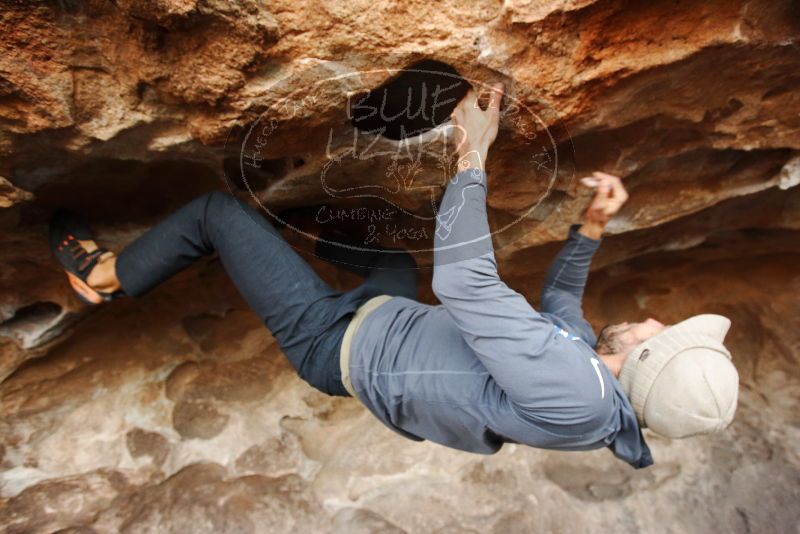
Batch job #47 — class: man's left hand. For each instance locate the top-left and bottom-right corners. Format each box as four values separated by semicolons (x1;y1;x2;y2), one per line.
578;171;629;239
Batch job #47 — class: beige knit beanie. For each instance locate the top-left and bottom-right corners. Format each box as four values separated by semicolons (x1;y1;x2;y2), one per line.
617;314;739;439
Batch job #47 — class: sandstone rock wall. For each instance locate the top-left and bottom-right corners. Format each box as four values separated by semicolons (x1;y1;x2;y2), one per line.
1;1;799;532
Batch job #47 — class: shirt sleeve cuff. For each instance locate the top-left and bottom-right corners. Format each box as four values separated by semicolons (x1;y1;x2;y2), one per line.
450;167;487;189
568;223;602;249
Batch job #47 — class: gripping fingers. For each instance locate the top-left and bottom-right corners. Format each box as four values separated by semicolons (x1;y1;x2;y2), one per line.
581;171;629;218
487;83;504;115
591;172;627;198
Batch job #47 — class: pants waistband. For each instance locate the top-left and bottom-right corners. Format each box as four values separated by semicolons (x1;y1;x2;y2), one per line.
339;294;394;398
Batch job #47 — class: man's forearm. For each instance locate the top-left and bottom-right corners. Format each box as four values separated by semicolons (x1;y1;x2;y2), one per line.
433;165;493;267
542;223;602;301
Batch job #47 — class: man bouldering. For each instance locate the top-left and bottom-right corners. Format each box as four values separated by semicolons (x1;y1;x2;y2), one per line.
49;82;739;468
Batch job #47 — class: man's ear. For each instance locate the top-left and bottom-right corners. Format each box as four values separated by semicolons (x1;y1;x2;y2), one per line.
595;324;612;354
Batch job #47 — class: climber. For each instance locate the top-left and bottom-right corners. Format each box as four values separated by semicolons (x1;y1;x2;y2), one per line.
49;82;739;468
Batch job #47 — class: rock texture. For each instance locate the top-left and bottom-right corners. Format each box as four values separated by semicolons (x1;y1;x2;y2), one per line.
1;1;799;532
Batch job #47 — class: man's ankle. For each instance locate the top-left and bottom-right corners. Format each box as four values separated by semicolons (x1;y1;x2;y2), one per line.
87;252;121;293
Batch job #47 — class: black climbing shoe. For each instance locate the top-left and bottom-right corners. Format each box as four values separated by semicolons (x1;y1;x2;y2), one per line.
49;210;123;305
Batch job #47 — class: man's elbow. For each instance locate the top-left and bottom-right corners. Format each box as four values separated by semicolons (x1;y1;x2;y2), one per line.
539;287;557;310
432;263;495;299
432;267;459;301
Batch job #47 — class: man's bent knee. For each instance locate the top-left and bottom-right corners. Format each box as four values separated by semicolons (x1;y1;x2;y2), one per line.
201;191;251;227
203;190;239;212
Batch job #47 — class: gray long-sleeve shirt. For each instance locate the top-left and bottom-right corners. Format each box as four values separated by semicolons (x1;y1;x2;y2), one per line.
349;168;653;468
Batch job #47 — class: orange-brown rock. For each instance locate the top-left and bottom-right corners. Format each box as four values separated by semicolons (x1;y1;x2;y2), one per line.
1;1;798;532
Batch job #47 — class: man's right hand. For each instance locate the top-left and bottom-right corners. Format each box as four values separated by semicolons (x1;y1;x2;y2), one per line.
449;83;504;172
578;171;629;239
